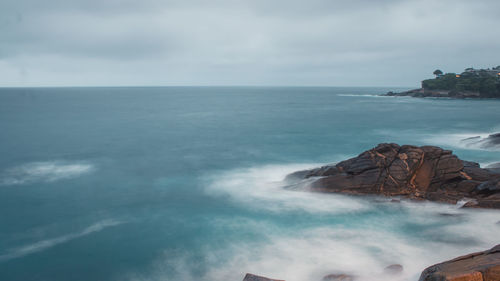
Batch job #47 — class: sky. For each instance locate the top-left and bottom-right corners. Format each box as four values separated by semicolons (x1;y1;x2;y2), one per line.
1;0;499;87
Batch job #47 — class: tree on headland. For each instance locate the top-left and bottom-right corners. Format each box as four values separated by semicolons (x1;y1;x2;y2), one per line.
433;69;443;77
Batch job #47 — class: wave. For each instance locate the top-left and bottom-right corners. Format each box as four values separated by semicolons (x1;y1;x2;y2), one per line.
0;161;94;186
129;206;499;281
210;213;498;281
204;163;371;214
0;219;123;262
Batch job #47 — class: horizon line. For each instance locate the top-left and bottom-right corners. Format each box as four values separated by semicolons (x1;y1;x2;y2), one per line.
0;84;415;89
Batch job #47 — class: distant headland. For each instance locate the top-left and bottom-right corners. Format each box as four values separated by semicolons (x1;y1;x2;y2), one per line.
384;66;500;98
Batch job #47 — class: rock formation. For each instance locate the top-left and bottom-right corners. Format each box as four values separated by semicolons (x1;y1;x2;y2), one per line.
242;273;285;281
419;244;500;281
460;133;500;150
384;88;482;98
286;143;500;208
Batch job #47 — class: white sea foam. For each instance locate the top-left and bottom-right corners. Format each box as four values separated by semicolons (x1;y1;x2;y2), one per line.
208;213;498;281
0;161;94;186
204;227;428;281
132;205;499;281
0;219;123;262
203;171;499;281
204;163;371;214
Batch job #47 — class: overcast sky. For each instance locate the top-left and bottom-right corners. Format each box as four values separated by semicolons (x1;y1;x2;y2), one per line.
1;0;499;87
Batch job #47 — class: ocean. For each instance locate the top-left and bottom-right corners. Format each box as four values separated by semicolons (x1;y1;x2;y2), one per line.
0;86;499;281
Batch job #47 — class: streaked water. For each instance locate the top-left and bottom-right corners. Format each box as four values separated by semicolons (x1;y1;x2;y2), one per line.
0;87;499;281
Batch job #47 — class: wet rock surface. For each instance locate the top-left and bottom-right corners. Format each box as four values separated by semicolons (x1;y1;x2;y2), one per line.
287;143;500;209
460;133;500;150
419;244;500;281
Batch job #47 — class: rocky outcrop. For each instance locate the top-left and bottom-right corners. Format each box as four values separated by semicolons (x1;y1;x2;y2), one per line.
460;133;500;150
419;244;500;281
384;88;481;98
286;143;500;208
242;273;285;281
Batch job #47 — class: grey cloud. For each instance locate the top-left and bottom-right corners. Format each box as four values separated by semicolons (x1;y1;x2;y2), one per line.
1;12;181;60
0;0;499;86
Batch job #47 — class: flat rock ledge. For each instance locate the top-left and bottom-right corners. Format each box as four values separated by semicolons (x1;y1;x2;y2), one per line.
419;244;500;281
286;143;500;209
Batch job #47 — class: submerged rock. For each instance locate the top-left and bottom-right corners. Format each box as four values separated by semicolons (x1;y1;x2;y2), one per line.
486;163;500;174
242;273;285;281
384;264;404;275
419;244;500;281
483;133;500;147
460;133;500;150
287;143;500;209
322;273;355;281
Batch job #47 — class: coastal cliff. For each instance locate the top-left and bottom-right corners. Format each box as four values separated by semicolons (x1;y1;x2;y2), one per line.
384;66;500;98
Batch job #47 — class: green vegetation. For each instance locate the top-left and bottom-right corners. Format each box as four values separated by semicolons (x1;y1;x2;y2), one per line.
433;69;443;77
421;67;500;98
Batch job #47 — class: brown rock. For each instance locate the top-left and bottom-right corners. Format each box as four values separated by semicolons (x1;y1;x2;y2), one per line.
288;143;500;209
242;273;284;281
419;244;500;281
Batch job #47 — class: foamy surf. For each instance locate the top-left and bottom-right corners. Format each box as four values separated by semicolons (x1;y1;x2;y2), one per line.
133;205;499;281
204;163;371;214
175;164;500;281
0;161;94;186
0;219;123;262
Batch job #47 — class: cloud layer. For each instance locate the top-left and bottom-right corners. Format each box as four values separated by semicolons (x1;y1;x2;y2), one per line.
1;0;499;86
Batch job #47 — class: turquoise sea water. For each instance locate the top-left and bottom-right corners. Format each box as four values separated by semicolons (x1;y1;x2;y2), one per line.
0;87;499;281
